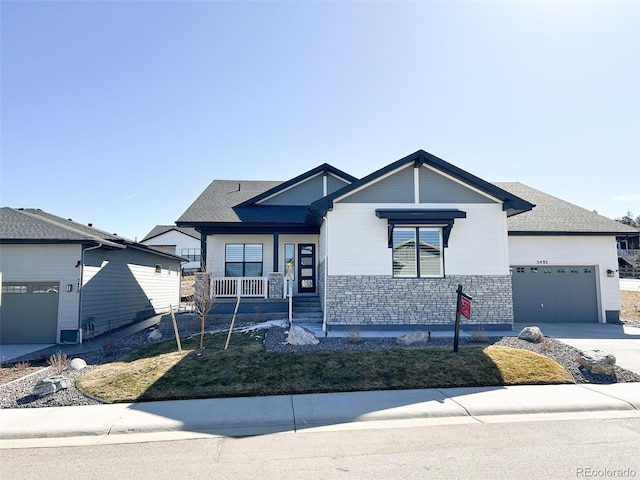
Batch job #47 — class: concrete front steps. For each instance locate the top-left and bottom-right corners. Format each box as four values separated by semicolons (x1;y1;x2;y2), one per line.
292;296;322;323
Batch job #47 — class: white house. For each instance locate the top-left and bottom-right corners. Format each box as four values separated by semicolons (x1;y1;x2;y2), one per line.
176;150;638;331
0;208;184;344
141;225;201;274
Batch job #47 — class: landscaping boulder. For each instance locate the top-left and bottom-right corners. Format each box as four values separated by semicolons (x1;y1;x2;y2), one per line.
286;326;319;346
34;376;71;398
69;358;87;371
518;326;543;343
147;329;163;341
396;331;429;345
578;349;616;375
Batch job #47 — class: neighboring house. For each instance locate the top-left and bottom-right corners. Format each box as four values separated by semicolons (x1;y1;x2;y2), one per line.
0;208;184;344
141;225;201;274
177;150;638;331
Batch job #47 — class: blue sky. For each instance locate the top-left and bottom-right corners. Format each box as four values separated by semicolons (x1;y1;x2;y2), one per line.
2;1;638;241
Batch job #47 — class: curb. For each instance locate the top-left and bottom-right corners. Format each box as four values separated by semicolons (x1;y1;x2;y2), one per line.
1;383;639;441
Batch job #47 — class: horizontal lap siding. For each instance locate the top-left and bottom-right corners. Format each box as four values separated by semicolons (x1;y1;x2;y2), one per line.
0;244;81;333
82;248;180;336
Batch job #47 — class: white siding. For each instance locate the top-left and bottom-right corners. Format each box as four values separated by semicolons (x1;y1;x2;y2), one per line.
326;203;510;276
208;235;274;276
0;244;82;336
141;230;200;271
508;235;621;322
82;247;181;336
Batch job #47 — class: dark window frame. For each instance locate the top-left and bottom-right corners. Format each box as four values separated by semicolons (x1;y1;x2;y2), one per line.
225;243;264;277
392;226;444;279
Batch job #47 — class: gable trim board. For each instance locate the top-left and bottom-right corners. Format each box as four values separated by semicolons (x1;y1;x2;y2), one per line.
309;151;533;218
238;163;358;208
177;150;635;330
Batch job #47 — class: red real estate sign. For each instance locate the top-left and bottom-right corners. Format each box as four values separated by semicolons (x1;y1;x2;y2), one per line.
460;295;472;320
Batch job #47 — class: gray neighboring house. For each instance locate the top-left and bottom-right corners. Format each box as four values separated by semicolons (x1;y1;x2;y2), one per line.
141;225;201;274
176;150;638;330
0;208;184;344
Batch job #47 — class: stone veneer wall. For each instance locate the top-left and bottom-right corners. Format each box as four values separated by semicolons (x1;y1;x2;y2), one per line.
317;258;326;313
324;275;513;327
267;272;284;299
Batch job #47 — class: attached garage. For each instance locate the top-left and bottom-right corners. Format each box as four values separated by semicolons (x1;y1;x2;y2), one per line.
511;266;598;323
498;182;638;325
0;282;60;343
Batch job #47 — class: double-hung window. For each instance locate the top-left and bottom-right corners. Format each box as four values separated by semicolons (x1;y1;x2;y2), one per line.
225;244;263;277
392;227;443;278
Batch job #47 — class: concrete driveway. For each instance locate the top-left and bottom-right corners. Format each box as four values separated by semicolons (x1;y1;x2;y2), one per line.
533;322;640;375
0;344;54;364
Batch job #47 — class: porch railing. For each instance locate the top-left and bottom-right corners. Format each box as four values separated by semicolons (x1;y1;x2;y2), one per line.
618;249;639;267
212;277;268;298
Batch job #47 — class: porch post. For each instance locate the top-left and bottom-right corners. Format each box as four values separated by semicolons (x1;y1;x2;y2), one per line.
272;232;279;272
200;231;207;272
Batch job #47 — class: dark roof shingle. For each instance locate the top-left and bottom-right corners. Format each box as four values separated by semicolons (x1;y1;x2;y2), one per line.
496;182;639;235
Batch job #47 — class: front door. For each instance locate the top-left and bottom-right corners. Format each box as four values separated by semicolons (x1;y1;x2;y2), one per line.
298;244;316;294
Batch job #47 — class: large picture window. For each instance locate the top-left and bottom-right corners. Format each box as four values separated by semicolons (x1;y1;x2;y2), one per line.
225;244;263;277
392;227;443;278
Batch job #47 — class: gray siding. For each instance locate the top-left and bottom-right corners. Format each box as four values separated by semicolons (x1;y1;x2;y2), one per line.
325;275;513;328
327;174;351;195
341;166;414;203
419;167;494;204
82;248;181;338
261;175;324;206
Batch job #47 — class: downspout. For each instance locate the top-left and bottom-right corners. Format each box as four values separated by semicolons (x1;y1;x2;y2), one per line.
322;216;328;334
78;243;102;343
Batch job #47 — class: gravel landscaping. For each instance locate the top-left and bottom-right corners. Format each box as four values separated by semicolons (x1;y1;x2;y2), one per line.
1;322;639;409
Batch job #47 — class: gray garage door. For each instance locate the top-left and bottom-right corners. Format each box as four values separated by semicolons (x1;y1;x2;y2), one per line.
512;266;598;323
0;282;59;343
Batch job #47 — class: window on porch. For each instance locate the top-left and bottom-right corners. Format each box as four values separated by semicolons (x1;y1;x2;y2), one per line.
225;244;263;277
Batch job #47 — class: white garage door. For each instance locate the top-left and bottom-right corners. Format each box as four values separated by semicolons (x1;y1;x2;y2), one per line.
512;266;598;323
0;282;59;343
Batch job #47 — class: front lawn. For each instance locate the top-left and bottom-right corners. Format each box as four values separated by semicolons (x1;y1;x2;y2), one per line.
77;330;574;403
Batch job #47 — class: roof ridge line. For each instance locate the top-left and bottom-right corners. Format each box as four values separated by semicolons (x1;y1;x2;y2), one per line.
15;209;124;248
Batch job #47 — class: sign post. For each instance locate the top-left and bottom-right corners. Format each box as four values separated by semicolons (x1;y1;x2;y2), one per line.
454;284;472;353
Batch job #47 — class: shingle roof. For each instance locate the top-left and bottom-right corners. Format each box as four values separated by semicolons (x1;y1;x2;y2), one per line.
495;183;639;235
176;180;309;225
0;208;189;262
0;208;125;247
141;225;200;242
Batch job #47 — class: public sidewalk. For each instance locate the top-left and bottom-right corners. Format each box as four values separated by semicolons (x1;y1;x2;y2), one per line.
1;383;639;443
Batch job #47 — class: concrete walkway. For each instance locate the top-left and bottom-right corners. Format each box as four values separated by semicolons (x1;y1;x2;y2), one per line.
1;383;638;442
0;314;165;364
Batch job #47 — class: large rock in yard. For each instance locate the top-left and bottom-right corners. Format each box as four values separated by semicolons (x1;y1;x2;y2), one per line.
34;376;71;398
578;350;616;375
69;358;87;370
518;326;543;343
286;326;319;346
396;331;429;345
147;329;163;341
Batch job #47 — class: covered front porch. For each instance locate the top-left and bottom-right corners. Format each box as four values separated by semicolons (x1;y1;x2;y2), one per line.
204;232;321;297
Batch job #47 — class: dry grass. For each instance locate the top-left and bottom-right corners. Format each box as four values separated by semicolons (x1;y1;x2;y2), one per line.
78;331;574;404
0;363;44;385
620;290;640;321
47;352;68;375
